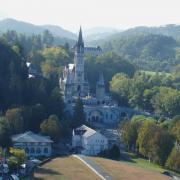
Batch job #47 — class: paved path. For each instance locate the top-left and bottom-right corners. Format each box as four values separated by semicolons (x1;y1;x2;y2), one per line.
73;155;112;180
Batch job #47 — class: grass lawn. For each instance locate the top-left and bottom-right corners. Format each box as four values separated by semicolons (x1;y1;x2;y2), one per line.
122;152;166;173
90;157;172;180
121;152;180;177
34;156;100;180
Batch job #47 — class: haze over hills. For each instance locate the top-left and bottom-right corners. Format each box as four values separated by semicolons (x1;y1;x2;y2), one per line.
0;18;77;40
1;18;180;44
108;24;180;40
83;27;120;42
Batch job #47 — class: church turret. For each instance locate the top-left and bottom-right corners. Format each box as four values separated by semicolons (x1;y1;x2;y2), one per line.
74;27;88;96
76;26;84;53
96;73;105;100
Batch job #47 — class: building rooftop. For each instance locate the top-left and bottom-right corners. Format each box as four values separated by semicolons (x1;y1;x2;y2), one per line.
12;131;53;143
74;125;96;138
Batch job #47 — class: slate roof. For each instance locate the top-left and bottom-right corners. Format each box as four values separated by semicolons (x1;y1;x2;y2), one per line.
74;125;97;138
12;131;53;143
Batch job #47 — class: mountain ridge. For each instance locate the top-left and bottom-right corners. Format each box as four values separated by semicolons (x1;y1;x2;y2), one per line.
0;18;77;40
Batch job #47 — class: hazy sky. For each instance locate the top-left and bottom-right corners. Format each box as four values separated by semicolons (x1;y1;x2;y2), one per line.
0;0;180;32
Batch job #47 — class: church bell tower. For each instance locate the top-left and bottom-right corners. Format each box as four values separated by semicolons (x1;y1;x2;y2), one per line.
74;27;85;94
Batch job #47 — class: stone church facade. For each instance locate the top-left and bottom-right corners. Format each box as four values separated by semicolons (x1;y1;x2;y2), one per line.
60;27;138;127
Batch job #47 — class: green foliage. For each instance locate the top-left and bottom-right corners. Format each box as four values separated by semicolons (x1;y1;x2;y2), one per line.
41;46;70;78
110;71;180;117
166;145;180;173
0;41;28;110
98;145;120;160
5;108;24;134
152;87;180;117
112;34;176;59
42;30;54;47
121;116;147;151
100;34;179;72
40;114;62;142
131;115;149;123
8;148;27;172
137;121;174;165
71;98;86;128
109;145;120;159
0;116;11;147
171;120;180;143
9;147;27;165
110;73;130;106
85;52;136;92
8;156;19;171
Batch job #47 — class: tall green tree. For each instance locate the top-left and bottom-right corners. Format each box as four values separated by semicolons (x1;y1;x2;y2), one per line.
0;116;11;147
42;30;54;47
166;145;180;173
137;121;174;165
72;98;86;128
40;115;62;142
5;108;24;134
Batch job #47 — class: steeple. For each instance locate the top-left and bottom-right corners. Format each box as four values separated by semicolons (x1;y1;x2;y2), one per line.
78;26;83;45
76;26;84;53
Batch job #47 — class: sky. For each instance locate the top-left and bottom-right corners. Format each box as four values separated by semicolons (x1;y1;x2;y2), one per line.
0;0;180;32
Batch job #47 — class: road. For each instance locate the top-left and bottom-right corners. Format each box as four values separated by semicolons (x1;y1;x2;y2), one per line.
73;155;112;180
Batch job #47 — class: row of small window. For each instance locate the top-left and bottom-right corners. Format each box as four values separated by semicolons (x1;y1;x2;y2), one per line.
95;139;104;143
20;142;49;146
25;147;49;154
87;113;114;120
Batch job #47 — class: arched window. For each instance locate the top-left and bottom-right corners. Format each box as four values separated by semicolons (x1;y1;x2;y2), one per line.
110;114;113;119
44;148;48;154
36;148;41;154
106;113;108;119
25;148;29;154
30;147;35;154
77;85;81;92
121;112;127;117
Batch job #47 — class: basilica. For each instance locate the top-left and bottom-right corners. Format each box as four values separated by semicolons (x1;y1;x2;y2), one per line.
59;27;137;127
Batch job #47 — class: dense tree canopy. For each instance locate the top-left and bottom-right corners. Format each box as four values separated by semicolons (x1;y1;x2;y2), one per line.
0;41;27;110
166;145;180;173
121;115;175;166
40;114;62;142
110;72;180;117
85;52;136;92
100;34;179;72
71;98;86;128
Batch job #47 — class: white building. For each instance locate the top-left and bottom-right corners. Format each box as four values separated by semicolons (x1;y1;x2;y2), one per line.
12;131;53;157
72;125;108;155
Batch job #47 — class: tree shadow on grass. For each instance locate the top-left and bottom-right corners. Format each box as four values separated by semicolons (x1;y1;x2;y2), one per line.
119;151;136;163
34;166;63;179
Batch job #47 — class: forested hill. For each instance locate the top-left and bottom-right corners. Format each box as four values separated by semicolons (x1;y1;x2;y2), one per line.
88;24;180;45
113;24;180;39
91;34;180;72
0;18;77;40
103;34;178;59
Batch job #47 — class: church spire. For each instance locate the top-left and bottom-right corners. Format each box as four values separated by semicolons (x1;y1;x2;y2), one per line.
76;26;84;52
78;26;83;45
